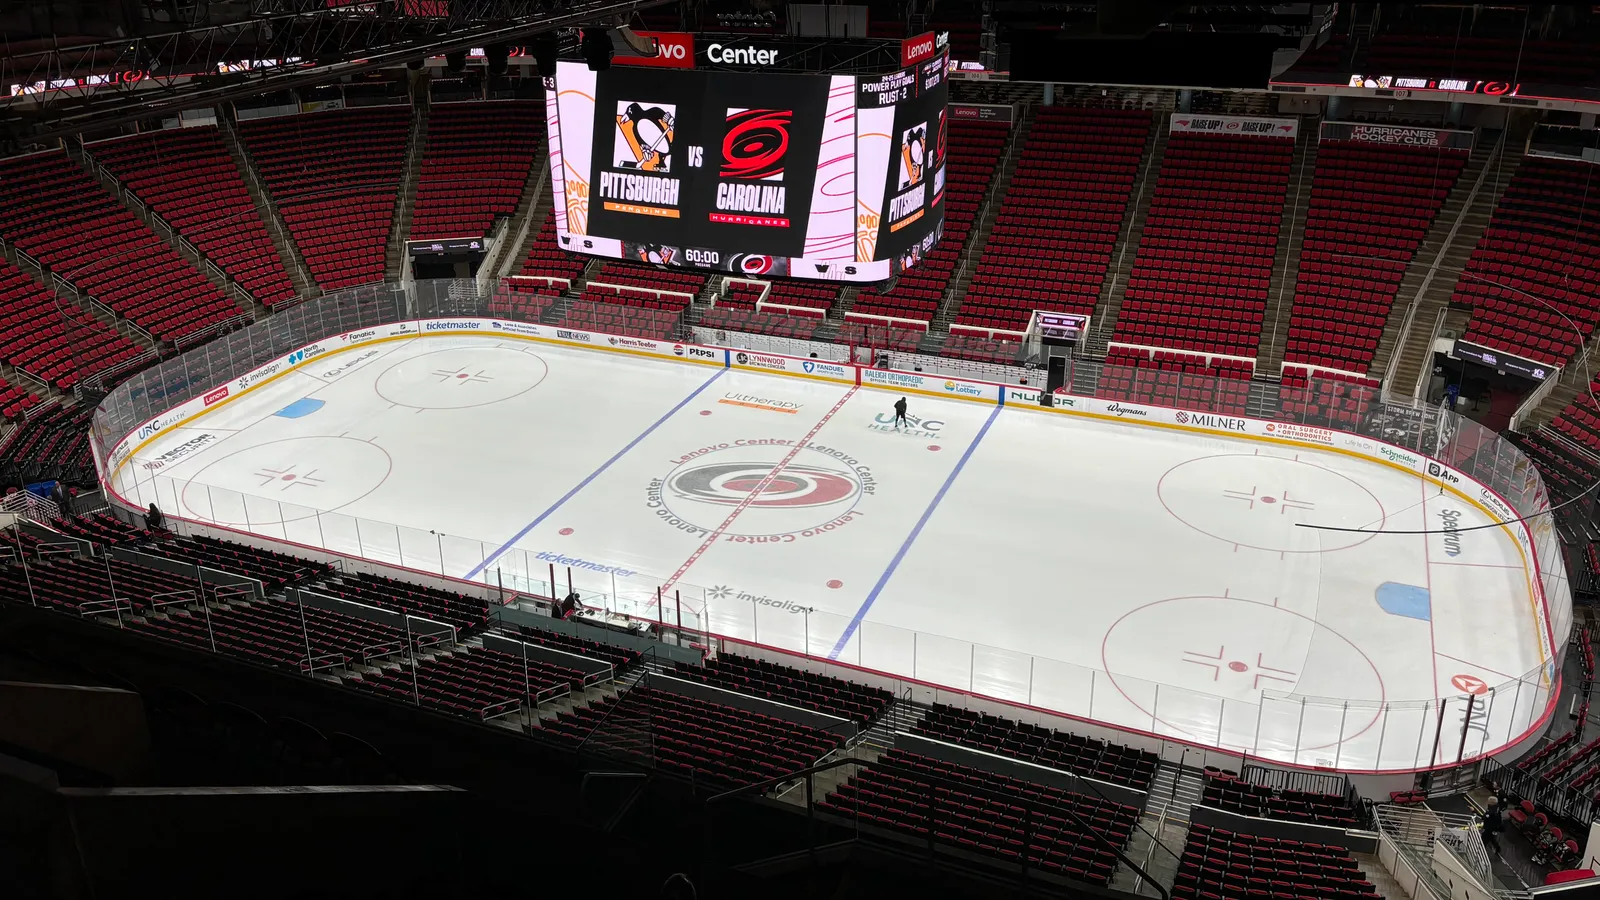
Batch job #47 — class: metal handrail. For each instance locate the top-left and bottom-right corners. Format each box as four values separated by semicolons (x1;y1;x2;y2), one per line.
35;541;80;560
211;583;254;604
148;589;197;611
78;597;131;615
1382;126;1509;396
532;682;572;706
1095;109;1167;349
299;651;346;673
574;650;664;756
481;697;522;721
360;639;405;662
1375;803;1495;894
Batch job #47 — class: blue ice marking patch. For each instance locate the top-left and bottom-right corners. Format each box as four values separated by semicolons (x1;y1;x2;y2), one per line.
1375;582;1431;621
275;398;324;419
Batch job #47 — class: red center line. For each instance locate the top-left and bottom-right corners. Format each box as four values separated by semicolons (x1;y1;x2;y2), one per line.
660;386;859;595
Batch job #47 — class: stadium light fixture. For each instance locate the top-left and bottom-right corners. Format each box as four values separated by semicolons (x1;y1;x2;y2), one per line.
581;28;612;70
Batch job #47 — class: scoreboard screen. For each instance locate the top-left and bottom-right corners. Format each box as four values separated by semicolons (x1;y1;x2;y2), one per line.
544;52;948;282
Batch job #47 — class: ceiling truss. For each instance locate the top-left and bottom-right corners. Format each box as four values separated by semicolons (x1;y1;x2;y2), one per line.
3;0;672;143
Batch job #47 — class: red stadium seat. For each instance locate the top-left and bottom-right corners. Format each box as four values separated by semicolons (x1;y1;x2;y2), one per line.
957;107;1151;333
1113;130;1294;357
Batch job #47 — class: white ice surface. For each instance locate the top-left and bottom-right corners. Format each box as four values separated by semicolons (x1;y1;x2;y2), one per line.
112;336;1552;770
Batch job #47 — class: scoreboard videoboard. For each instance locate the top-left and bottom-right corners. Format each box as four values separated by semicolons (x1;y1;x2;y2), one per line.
544;49;948;282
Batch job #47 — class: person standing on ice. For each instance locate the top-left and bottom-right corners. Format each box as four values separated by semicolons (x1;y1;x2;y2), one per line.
893;397;908;429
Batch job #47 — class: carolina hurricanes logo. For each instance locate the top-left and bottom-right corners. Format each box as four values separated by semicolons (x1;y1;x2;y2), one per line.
667;462;859;508
720;109;790;181
731;253;776;275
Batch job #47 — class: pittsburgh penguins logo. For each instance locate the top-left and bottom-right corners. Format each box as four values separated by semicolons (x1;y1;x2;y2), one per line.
614;101;675;172
667;462;859;508
634;243;677;265
899;123;927;190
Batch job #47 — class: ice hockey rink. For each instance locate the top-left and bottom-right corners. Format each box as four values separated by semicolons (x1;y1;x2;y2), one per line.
109;333;1555;771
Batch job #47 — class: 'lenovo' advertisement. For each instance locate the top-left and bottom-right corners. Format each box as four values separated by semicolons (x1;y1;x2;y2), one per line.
611;31;695;69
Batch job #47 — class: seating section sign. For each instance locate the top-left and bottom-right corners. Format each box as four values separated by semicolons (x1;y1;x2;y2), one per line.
1319;121;1476;151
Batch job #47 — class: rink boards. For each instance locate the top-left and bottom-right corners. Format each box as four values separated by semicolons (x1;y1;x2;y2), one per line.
101;315;1558;677
96;318;1563;772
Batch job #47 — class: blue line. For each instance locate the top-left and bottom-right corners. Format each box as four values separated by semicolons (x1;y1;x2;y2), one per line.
465;367;727;580
828;402;1004;659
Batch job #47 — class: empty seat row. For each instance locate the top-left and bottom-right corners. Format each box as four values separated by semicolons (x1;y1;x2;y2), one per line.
141;533;333;589
1455;157;1600;369
348;646;581;719
238;107;410;291
1175;823;1377;900
914;702;1158;790
1201;770;1359;828
129;599;420;672
1099;347;1253;416
0;150;242;342
673;653;892;727
89;127;299;307
819;747;1140;886
0;258;143;389
541;685;840;788
1114;131;1294;357
0;403;95;485
410;100;544;240
312;571;491;632
959;107;1146;332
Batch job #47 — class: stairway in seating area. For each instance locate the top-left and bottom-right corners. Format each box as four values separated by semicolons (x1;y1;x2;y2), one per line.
1255;121;1319;372
1378;121;1526;399
385;101;430;279
218;108;319;300
1087;111;1170;358
927;104;1036;337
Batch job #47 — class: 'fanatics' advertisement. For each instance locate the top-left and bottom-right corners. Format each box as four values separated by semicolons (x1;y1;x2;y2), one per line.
545;49;948;283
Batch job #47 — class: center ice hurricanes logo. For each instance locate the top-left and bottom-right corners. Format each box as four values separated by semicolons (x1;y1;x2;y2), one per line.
647;443;877;541
667;462;858;508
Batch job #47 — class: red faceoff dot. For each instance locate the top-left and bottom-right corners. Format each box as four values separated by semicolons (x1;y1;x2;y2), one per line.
1261;496;1277;504
826;579;843;589
1228;661;1249;672
928;445;942;452
699;410;712;416
558;527;574;536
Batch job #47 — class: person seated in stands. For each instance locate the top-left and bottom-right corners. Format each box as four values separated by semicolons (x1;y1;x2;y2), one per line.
146;503;165;531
